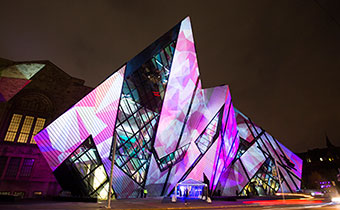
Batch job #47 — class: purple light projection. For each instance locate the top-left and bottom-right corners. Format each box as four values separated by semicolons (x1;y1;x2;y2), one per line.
34;16;302;199
35;66;125;172
154;17;200;159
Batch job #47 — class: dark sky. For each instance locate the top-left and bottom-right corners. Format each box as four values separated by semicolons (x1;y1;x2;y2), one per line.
1;0;340;152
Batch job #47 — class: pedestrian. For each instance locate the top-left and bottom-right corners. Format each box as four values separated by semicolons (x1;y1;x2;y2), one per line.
143;188;148;198
184;188;189;206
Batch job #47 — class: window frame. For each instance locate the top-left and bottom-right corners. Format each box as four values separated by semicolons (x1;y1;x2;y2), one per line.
3;113;46;145
19;158;35;177
5;157;22;178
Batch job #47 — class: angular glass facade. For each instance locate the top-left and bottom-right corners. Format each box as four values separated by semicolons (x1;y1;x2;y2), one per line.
216;109;302;196
54;135;110;199
111;41;176;187
34;17;302;199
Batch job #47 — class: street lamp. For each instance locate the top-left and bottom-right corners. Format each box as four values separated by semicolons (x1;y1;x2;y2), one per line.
107;134;117;209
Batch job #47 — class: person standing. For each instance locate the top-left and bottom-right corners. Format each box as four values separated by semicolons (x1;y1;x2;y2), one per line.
143;188;148;198
184;188;189;206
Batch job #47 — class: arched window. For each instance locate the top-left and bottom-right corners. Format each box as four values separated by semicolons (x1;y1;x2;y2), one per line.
3;92;53;144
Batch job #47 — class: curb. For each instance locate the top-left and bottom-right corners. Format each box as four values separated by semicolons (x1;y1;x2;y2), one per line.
118;204;259;210
109;202;332;210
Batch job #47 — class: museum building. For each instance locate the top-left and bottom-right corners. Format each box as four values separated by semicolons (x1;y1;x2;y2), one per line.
34;17;303;199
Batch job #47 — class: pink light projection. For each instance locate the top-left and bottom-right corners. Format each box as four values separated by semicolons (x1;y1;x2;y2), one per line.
154;17;200;159
165;138;201;195
239;144;266;178
35;66;125;172
235;109;255;143
277;141;303;178
220;160;249;195
185;135;221;187
215;109;303;195
179;85;228;149
33;16;303;199
145;156;170;196
162;86;239;195
207;90;239;192
0;77;30;102
215;90;239;186
278;164;300;192
262;131;301;176
0;63;45;102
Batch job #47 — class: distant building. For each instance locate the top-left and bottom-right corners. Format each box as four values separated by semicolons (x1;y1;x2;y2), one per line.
297;137;340;192
0;58;92;198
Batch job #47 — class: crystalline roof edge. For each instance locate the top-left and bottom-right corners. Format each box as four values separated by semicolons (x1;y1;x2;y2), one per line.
234;107;248;119
125;18;183;77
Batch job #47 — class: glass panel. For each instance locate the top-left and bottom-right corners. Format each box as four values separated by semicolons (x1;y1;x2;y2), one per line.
240;158;280;196
120;99;133;116
63;136;110;198
111;40;176;186
235;138;252;159
140;109;149;124
128;116;139;133
134;112;145;128
195;112;219;154
157;143;190;171
89;165;107;190
131;89;139;103
4;114;23;142
30;118;46;144
0;156;8;177
122;98;138;115
17;116;34;143
96;182;110;200
19;158;35;177
5;157;21;177
121;122;134;139
117;107;127;123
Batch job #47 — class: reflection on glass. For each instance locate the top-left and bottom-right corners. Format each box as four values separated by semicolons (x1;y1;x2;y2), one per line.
65;136;111;199
195;112;219;154
111;41;176;186
240;158;280;196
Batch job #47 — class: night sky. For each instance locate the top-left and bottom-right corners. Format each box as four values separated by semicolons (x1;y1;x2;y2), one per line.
1;0;340;152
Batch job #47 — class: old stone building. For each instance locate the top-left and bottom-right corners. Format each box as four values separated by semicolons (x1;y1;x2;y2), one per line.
0;57;92;198
297;136;340;193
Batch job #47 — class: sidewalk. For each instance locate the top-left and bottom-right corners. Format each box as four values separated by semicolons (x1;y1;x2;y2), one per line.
0;197;330;210
106;197;253;210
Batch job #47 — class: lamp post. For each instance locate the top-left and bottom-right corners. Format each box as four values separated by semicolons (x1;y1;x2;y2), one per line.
107;134;117;209
274;158;285;200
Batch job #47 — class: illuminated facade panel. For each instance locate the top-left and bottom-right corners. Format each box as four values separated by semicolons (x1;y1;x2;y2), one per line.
34;17;302;199
214;109;303;196
0;64;45;102
35;66;125;171
154;17;200;159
